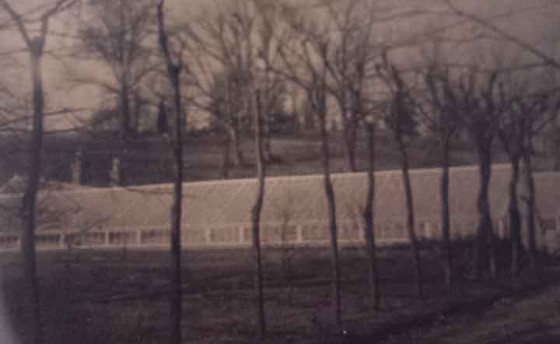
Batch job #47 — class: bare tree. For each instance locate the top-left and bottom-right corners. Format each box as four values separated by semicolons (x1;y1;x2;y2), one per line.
498;79;529;276
73;0;159;186
275;189;297;297
312;69;343;325
252;0;289;162
183;0;289;175
377;60;424;297
441;1;560;270
156;1;186;342
321;0;385;305
350;63;383;308
0;1;79;343
271;3;343;324
207;69;249;175
329;0;383;306
205;63;286;177
456;67;505;276
501;71;559;270
251;89;267;340
362;114;381;308
418;60;460;290
75;0;158;140
184;0;259;168
318;0;377;172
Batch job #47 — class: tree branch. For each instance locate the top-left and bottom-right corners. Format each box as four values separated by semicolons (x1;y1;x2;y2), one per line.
443;0;560;71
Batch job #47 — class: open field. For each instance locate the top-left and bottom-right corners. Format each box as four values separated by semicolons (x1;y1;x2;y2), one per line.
2;244;559;344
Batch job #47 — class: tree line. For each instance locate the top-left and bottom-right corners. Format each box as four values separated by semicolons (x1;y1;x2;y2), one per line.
2;0;560;343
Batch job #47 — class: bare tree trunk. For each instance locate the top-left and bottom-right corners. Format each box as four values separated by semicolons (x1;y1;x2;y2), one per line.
340;106;358;172
169;69;184;344
116;80;131;187
251;90;266;340
0;2;79;343
475;146;496;276
182;100;188;137
120;79;133;140
131;91;142;136
316;102;342;326
508;156;522;276
21;43;45;344
262;113;273;163
342;122;358;172
349;114;360;172
396;132;423;298
440;138;453;290
231;126;246;167
523;148;537;268
157;2;185;343
362;122;380;309
222;128;232;179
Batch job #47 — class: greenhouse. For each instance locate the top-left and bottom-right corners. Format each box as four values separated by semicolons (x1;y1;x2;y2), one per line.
0;164;559;253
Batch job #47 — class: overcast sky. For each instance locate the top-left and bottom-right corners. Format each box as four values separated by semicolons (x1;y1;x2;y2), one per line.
1;0;559;131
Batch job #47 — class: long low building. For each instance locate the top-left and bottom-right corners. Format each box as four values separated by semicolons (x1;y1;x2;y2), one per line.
0;165;559;253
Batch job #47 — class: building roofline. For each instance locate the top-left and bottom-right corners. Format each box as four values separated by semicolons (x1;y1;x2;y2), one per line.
0;163;515;199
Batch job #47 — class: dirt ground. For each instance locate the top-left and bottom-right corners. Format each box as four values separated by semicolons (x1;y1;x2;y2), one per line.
380;270;560;344
1;245;559;344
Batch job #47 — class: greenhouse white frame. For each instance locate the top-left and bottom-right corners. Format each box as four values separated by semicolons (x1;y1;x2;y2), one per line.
1;164;559;253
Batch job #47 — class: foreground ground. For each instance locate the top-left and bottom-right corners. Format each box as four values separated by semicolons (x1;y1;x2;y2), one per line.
381;280;560;344
1;245;559;343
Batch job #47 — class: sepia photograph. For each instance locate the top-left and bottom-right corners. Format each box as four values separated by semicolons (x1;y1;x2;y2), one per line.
1;0;560;343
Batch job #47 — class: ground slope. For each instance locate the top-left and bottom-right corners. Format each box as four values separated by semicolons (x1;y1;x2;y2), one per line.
381;268;560;344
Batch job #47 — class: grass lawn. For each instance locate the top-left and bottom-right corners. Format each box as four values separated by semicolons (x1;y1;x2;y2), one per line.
1;131;509;186
1;243;559;344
